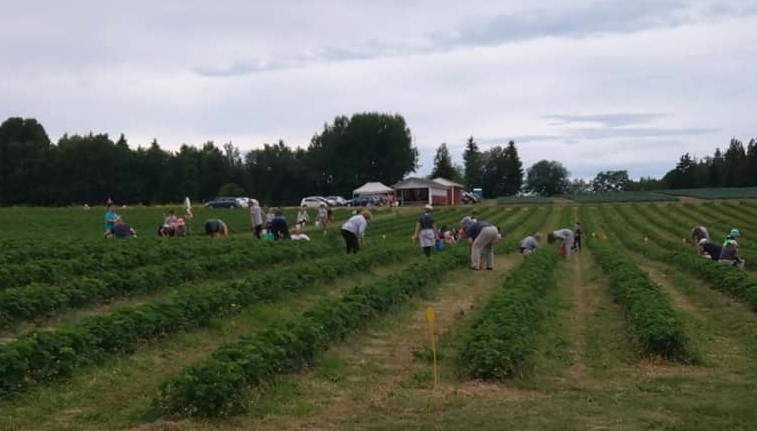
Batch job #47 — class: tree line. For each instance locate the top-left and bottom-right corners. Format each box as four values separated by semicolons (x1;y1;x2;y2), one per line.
1;114;754;205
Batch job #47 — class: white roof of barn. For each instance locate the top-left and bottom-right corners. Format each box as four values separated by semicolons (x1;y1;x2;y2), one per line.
392;177;448;190
432;177;465;188
352;182;394;196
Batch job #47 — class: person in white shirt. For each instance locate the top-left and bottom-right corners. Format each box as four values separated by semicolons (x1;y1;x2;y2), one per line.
341;210;372;253
290;225;311;241
250;199;263;239
296;206;310;229
317;203;329;235
548;228;575;258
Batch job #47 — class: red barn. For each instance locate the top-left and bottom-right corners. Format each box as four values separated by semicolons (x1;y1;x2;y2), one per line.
432;177;465;205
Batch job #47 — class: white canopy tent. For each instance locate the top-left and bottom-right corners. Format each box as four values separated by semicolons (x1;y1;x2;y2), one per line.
352;182;394;197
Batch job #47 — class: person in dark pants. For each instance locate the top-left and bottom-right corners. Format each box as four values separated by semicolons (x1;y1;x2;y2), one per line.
341;210;372;253
573;222;583;253
270;209;291;240
204;218;228;238
413;204;438;257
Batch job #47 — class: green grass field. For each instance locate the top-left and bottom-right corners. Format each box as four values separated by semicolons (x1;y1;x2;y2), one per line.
0;202;755;430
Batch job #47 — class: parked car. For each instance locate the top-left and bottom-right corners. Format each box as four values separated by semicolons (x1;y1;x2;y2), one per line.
205;197;242;208
461;191;481;204
236;197;251;208
347;196;377;207
325;196;347;206
300;196;330;208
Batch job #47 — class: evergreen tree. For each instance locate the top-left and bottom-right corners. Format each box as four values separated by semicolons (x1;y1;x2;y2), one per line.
462;136;483;189
429;143;460;181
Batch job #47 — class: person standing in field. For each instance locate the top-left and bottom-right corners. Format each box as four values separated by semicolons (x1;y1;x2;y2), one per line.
519;233;542;256
317;202;329;235
548;228;575;258
204;218;228;238
461;218;498;270
413;204;439;258
341;210;372;253
250;199;264;239
104;204;118;234
296;205;310;229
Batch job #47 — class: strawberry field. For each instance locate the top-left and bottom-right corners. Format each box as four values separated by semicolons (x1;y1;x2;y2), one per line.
0;201;756;430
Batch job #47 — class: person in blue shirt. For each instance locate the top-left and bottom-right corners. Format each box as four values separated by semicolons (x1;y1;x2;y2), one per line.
104;205;118;234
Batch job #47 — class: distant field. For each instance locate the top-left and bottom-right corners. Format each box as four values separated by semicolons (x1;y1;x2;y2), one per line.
562;191;676;203
0;202;756;430
657;187;757;200
497;196;555;205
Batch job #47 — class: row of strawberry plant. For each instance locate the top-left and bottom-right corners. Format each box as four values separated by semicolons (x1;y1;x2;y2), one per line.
602;206;757;309
0;237;291;290
634;204;757;271
0;241;338;327
156;245;469;417
458;247;560;379
0;243;410;399
586;234;691;360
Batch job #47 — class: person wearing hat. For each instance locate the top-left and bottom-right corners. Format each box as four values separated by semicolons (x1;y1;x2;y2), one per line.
696;237;722;260
341;210;372;253
461;217;498;270
250;199;264;239
413;204;439;258
719;229;744;268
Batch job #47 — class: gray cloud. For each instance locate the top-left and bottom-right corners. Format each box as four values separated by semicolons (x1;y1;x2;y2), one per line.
193;0;757;77
543;113;668;127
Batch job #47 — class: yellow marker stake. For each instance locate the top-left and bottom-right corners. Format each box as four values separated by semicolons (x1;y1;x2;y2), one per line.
426;307;439;388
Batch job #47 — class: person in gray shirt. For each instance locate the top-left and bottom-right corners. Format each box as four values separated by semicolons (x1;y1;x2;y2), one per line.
519;233;542;256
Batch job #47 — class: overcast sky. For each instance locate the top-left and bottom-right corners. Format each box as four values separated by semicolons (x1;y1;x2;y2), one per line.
2;0;756;179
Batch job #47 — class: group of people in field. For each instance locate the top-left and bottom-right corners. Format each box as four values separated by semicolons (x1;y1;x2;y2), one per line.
692;225;744;269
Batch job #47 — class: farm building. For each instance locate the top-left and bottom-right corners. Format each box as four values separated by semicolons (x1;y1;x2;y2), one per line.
392;177;450;205
432;177;465;205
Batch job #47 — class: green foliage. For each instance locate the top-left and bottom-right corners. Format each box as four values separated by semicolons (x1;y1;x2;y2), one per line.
0;241;334;325
588;240;691;360
430;143;461;183
525;160;569;197
563;192;676;203
0;245;407;399
657;187;757;200
458;248;560;379
463;136;484;190
216;183;246;198
308;112;418;196
481;141;523;197
156;247;468;417
592;170;630;193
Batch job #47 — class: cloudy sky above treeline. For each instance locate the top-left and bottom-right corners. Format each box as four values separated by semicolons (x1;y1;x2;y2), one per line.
2;0;756;179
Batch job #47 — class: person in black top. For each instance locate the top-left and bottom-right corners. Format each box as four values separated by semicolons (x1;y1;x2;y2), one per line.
697;238;722;261
412;204;439;257
204;218;228;238
270;209;291;240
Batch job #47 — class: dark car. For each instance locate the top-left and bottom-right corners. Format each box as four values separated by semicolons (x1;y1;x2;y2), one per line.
204;197;242;208
347;196;376;207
